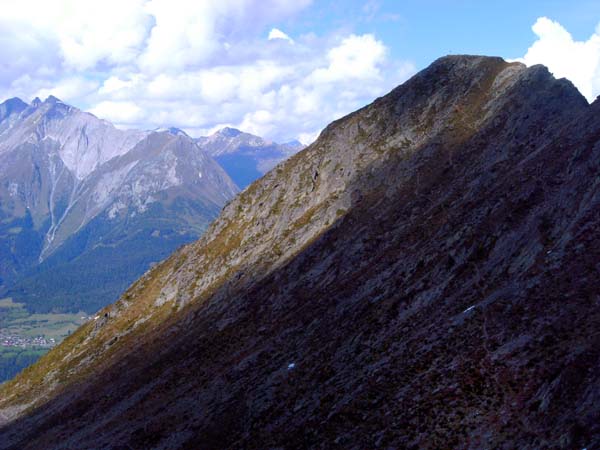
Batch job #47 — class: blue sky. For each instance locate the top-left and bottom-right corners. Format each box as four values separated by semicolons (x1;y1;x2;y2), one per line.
286;0;600;64
1;0;599;142
281;0;600;68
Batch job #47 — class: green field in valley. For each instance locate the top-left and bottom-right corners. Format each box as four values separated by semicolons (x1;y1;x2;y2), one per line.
0;297;91;382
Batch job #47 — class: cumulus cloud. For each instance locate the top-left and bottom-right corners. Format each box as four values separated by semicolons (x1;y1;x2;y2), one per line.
90;101;145;124
309;34;387;83
34;77;100;103
0;0;416;144
517;17;600;102
0;0;151;70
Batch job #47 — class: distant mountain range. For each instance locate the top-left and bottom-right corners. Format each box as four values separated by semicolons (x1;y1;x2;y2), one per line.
152;125;305;189
0;96;239;313
196;127;304;189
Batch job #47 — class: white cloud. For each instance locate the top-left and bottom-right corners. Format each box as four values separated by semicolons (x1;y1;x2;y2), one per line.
268;28;294;43
138;0;311;73
309;34;387;84
0;0;416;143
138;0;220;73
34;77;100;103
298;130;320;146
90;101;145;124
0;0;151;70
517;17;600;102
99;76;140;96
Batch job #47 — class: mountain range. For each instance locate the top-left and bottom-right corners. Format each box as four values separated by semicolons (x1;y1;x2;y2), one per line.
0;96;238;313
1;55;599;449
196;127;304;189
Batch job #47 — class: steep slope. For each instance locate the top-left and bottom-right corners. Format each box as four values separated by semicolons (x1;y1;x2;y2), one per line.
1;56;599;449
0;98;238;312
197;127;303;188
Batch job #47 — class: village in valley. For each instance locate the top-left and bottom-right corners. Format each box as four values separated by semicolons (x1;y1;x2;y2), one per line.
0;298;92;349
0;332;56;349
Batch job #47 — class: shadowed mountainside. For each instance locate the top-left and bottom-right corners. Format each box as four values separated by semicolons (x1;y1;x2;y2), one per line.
1;55;599;449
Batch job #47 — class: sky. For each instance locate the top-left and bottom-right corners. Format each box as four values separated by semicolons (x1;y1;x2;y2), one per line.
1;0;599;143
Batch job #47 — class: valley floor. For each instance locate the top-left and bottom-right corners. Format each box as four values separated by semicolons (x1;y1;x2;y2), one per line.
0;298;89;382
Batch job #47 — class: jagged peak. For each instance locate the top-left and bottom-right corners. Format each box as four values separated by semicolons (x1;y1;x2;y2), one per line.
218;126;243;138
0;97;28;120
0;98;28;125
214;127;271;145
217;127;242;137
31;95;69;109
44;95;63;104
1;97;27;108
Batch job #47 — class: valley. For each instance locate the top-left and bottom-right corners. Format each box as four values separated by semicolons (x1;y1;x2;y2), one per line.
0;96;302;383
0;298;88;381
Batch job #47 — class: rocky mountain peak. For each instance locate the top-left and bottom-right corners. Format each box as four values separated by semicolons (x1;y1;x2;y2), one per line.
410;55;584;111
218;126;243;138
44;95;62;104
0;97;27;124
195;126;305;188
1;97;150;180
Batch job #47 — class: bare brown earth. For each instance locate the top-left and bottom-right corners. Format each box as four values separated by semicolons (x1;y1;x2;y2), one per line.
0;55;599;449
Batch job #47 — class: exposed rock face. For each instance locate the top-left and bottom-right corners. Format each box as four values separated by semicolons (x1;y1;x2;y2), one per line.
196;127;304;188
1;55;599;449
0;97;238;312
